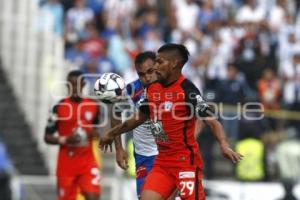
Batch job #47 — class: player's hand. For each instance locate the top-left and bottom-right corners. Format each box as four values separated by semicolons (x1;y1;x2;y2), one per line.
90;130;100;139
65;135;81;145
99;133;114;153
220;143;243;163
116;148;128;170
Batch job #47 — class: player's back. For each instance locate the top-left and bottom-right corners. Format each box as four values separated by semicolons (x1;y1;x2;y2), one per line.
146;75;202;167
126;79;158;156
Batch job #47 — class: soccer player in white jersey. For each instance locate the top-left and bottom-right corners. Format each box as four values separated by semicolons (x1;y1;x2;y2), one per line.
112;52;158;198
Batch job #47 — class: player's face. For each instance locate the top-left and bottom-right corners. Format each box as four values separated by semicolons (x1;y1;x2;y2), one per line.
154;52;173;84
68;76;84;100
136;59;156;87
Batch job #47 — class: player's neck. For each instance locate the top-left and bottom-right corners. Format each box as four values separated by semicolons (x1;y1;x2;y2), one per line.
162;72;181;87
70;96;83;102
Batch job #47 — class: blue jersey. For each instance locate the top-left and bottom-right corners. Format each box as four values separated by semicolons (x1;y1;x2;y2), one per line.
126;79;145;105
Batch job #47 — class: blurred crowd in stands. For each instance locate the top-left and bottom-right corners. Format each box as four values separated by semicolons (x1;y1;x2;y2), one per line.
38;0;300;182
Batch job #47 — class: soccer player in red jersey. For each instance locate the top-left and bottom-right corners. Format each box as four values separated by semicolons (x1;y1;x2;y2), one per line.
100;44;243;200
45;70;101;200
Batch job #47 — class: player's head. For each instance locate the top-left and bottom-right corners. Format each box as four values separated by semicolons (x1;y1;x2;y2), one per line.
135;51;157;87
155;43;190;84
67;70;85;101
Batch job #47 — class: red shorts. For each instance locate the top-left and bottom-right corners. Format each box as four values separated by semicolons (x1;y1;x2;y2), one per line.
57;167;101;200
142;165;205;200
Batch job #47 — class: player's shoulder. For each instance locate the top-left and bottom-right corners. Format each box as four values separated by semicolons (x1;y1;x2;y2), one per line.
53;98;68;106
180;77;200;93
51;98;67;113
126;79;143;95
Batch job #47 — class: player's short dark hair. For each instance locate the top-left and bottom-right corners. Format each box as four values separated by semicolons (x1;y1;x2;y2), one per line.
135;51;156;66
157;43;190;66
67;70;83;80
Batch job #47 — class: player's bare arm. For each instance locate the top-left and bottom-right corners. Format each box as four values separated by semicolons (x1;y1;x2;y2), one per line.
44;130;82;146
88;128;101;139
111;108;128;170
184;75;244;164
114;136;128;170
204;119;243;163
43;109;82;145
194;119;205;138
99;111;147;152
44;125;99;146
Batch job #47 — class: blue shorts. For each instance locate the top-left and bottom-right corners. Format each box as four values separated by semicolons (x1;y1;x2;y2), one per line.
134;152;156;198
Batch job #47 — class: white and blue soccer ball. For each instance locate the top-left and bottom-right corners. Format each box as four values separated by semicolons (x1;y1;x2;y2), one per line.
94;73;126;103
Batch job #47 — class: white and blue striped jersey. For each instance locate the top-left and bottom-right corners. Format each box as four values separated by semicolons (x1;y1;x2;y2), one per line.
126;79;158;156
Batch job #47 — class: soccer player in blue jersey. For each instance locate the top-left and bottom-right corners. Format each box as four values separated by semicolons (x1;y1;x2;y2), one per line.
112;51;159;199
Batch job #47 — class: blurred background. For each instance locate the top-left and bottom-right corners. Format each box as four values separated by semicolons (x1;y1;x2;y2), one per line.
1;0;300;199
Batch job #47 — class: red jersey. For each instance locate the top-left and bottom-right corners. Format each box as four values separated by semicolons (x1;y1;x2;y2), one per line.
140;75;212;168
46;98;100;176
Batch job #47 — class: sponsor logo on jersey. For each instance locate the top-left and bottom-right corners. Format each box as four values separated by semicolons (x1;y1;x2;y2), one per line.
164;101;173;111
84;111;93;121
179;171;195;179
196;95;204;103
150;120;169;142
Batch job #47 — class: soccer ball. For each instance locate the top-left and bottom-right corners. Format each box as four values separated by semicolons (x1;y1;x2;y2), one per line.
94;73;126;103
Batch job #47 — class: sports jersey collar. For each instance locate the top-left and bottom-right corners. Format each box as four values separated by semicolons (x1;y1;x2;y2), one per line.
161;74;185;88
69;97;83;103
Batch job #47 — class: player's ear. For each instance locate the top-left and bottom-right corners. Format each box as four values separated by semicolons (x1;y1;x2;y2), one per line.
172;59;180;70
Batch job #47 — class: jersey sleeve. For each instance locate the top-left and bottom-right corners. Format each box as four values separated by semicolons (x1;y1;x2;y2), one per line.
138;98;150;116
127;79;150;116
126;82;133;97
45;104;59;135
92;105;100;125
181;79;214;118
136;86;150;116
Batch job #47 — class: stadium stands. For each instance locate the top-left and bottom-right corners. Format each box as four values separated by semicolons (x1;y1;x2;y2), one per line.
0;64;48;175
